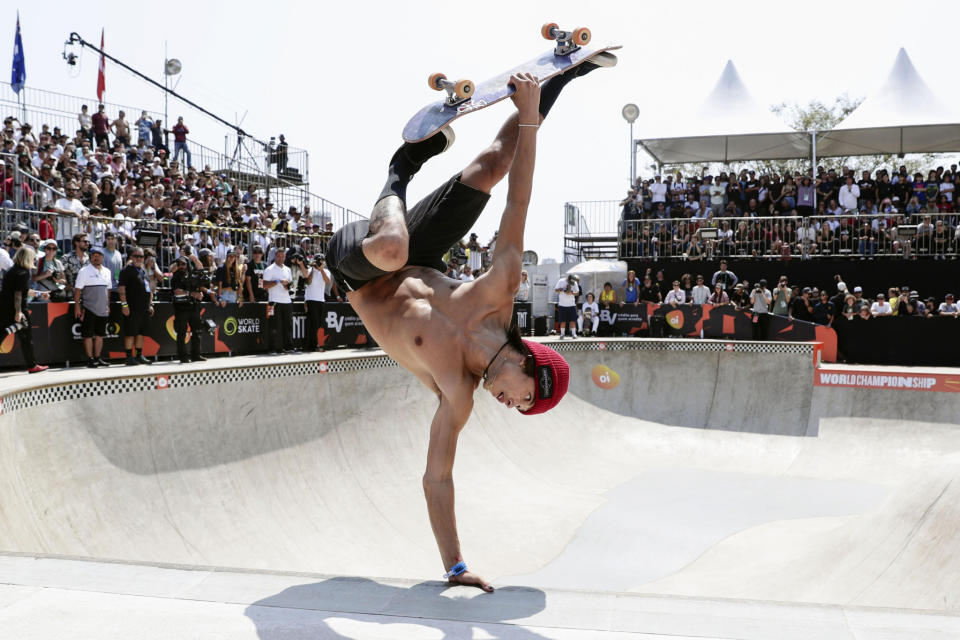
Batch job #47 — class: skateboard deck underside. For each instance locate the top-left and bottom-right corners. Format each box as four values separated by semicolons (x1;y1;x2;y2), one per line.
402;44;621;143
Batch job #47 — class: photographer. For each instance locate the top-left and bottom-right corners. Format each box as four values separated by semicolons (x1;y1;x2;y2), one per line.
772;276;791;317
170;254;213;364
263;246;294;354
302;254;331;352
749;279;772;340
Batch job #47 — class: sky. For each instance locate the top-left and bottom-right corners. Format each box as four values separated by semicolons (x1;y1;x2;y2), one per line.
7;0;960;260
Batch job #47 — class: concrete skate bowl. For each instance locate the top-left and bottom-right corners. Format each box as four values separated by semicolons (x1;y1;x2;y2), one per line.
1;338;959;615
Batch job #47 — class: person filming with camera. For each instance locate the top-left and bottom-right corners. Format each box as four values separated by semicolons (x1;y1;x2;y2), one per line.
170;252;214;364
749;278;772;340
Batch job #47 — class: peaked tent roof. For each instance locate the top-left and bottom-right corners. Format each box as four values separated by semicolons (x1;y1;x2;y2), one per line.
637;60;809;165
817;48;960;157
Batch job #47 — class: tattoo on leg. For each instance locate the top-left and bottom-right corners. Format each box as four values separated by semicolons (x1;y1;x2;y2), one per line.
368;196;405;235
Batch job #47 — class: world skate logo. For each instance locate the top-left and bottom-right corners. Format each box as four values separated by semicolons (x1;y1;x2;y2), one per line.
457;99;488;114
537;366;554;399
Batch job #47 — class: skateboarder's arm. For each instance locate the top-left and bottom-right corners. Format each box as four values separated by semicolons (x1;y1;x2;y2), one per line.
485;73;540;296
422;391;473;573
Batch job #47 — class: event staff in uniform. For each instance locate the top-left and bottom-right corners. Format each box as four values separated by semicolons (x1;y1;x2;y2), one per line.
117;247;154;366
0;246;49;373
73;246;112;368
170;256;211;364
302;254;331;352
263;246;294;354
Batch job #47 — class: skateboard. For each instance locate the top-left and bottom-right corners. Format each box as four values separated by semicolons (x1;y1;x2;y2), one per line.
402;23;621;143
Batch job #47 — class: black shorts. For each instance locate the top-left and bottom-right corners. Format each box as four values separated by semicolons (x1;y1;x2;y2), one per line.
557;305;578;323
327;173;490;291
124;310;151;337
81;312;108;338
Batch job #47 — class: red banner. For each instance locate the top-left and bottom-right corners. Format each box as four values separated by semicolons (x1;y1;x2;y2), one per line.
814;369;960;393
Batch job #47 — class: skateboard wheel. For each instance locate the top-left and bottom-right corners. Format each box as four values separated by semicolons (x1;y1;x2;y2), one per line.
572;27;591;45
428;73;447;91
453;79;474;99
541;22;559;40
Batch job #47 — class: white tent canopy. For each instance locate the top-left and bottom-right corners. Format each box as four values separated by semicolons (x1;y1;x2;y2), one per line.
637;60;809;165
817;48;960;157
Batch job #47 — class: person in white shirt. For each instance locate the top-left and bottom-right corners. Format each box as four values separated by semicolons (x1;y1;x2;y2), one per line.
664;280;686;306
52;182;89;253
302;255;332;351
555;274;580;338
577;292;600;337
870;293;893;316
459;265;475;282
838;176;860;212
515;269;531;302
73;247;113;367
262;246;294;353
690;275;711;305
649;175;667;207
938;294;959;317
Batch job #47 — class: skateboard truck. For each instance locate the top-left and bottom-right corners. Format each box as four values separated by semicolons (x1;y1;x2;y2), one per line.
541;23;592;56
428;73;475;107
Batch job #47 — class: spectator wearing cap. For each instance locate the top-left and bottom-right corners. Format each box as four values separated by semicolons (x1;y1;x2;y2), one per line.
135;111;153;146
851;286;866;312
32;239;67;301
214;250;244;307
939;294;959;317
73;245;112;368
117;247;154;366
0;231;16;280
302;254;332;352
1;246;49;373
870;293;893;317
791;287;814;322
749;279;772;338
263;246;294;354
169;256;207;364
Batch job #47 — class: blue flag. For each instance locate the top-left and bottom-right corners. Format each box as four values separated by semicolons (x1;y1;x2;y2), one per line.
11;12;25;94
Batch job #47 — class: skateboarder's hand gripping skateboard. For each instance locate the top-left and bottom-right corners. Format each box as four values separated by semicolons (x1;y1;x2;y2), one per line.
509;72;542;123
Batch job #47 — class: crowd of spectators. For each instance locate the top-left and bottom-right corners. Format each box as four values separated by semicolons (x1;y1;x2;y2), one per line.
555;260;958;342
618;164;960;259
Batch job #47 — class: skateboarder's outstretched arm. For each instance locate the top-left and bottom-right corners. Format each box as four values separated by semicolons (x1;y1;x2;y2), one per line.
484;73;540;298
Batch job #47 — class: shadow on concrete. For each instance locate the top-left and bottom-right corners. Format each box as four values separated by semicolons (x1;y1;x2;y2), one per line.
245;576;549;639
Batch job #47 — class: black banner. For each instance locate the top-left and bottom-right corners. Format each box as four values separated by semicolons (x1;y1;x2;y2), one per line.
0;301;373;367
512;303;533;336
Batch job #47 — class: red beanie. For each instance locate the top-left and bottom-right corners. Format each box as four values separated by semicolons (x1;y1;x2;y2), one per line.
519;340;569;415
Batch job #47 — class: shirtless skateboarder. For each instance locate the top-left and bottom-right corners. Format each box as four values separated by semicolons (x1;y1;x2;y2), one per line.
327;54;615;592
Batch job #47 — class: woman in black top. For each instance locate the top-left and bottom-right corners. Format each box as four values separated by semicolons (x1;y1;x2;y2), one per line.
0;247;48;372
97;177;118;214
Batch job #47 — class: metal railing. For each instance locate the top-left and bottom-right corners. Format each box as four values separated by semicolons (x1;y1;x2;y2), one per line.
1;81;309;182
1;82;362;227
1;207;336;273
1;152;69;210
563;200;960;261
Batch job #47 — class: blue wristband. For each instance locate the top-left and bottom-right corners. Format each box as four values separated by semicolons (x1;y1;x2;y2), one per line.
443;561;467;579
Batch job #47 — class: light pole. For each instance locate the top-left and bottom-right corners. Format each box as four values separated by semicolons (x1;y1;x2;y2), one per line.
163;47;182;134
621;104;639;187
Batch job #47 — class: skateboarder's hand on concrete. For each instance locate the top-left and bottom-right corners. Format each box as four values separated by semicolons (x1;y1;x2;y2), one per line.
509;72;540;122
448;570;495;592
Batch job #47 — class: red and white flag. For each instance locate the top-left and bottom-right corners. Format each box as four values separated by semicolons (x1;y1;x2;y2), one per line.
96;29;105;103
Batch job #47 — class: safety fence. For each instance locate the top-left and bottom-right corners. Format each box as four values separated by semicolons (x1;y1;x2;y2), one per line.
563;200;960;261
1;208;335;273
